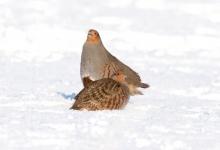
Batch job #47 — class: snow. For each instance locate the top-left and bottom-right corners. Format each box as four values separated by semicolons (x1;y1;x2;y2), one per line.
0;0;220;149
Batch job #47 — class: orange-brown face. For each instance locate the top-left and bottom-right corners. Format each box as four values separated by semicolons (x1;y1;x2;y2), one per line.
112;71;127;83
86;29;100;43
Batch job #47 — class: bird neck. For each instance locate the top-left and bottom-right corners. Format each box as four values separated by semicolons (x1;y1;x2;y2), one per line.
86;37;102;44
84;40;107;52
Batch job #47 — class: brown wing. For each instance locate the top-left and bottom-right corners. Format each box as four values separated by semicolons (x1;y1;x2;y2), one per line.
71;79;129;111
102;62;120;78
71;80;105;110
104;54;142;86
100;82;130;110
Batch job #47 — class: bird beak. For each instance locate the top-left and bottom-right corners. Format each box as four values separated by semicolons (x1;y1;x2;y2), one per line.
88;32;93;36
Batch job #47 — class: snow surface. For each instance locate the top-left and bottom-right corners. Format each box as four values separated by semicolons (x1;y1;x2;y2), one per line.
1;0;220;150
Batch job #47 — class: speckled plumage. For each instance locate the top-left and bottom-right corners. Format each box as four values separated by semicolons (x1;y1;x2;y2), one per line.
70;78;130;111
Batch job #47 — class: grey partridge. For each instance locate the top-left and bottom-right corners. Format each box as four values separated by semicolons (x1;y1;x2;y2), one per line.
80;29;149;95
70;72;130;111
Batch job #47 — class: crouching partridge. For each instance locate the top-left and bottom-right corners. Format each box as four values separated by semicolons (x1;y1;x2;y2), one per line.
70;71;129;111
80;29;149;95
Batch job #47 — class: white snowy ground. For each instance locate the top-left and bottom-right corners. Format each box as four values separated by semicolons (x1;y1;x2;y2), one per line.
1;0;220;150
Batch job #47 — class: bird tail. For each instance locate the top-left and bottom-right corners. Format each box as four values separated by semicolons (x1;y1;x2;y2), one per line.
140;83;150;88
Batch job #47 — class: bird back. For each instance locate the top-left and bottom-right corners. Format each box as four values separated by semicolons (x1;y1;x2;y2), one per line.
71;78;129;111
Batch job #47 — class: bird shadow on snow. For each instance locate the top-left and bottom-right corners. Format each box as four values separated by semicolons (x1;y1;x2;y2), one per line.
56;92;76;101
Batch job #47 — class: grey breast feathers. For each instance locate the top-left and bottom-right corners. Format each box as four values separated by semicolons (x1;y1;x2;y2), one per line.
80;43;109;80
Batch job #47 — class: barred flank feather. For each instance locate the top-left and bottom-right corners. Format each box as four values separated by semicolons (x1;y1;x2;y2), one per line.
70;78;129;111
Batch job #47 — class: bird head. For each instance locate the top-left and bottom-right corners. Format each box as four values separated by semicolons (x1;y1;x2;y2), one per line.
112;71;127;84
86;29;101;44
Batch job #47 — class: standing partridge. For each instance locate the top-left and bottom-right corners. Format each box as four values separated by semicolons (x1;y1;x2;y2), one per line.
70;71;130;111
80;29;149;95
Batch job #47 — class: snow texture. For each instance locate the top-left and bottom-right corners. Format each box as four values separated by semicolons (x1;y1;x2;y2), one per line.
0;0;220;150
